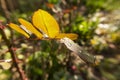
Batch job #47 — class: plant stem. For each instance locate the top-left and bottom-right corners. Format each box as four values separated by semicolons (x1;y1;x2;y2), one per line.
0;26;28;80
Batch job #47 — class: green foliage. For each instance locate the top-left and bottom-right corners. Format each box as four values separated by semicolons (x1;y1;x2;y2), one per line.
0;70;11;80
26;40;67;80
0;16;6;22
48;0;59;4
86;0;106;13
71;15;99;44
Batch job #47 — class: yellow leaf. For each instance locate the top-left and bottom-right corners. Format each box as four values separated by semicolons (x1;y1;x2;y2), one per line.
32;9;60;38
56;33;78;40
8;9;78;40
8;23;30;38
18;18;43;39
32;9;78;40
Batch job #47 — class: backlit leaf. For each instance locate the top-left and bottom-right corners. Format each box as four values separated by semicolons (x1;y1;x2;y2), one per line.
8;23;30;38
8;9;78;40
56;33;78;40
18;18;43;39
32;9;60;38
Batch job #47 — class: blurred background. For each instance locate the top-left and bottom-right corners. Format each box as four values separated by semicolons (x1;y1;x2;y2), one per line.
0;0;120;80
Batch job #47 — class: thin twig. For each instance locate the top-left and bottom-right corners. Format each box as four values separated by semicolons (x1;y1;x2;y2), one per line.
0;23;28;80
0;59;12;63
